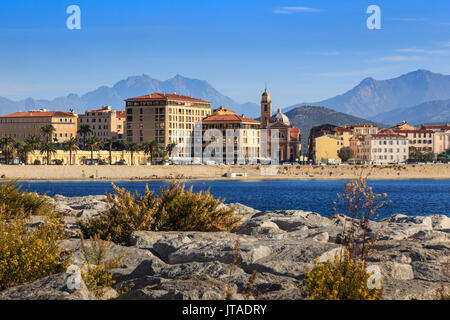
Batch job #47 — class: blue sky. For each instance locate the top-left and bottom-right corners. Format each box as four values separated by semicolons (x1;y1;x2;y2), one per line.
1;0;450;107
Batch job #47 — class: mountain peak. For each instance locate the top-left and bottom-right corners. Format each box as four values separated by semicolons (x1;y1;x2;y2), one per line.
360;77;376;85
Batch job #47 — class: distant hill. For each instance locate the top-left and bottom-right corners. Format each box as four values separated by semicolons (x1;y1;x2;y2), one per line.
0;74;260;117
284;70;450;120
372;99;450;125
285;105;383;152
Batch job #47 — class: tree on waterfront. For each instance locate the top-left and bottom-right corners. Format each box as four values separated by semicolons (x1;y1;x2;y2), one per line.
126;142;141;165
63;137;79;165
104;138;117;165
39;142;57;165
78;125;92;150
338;147;354;163
41;125;56;143
25;135;41;150
14;141;33;164
141;140;159;164
0;137;15;165
85;136;103;165
166;143;177;162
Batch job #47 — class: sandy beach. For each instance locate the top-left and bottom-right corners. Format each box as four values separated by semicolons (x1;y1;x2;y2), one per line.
0;164;449;181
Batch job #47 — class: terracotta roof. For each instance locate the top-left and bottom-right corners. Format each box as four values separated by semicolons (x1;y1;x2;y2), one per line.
125;93;211;104
116;111;126;117
202;114;260;124
421;125;450;131
388;128;433;134
370;133;407;138
336;126;353;132
1;111;76;118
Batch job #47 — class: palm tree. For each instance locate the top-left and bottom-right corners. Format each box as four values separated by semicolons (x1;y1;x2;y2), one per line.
39;142;57;165
41;124;56;143
166;142;177;162
141;140;159;164
85;136;103;165
25;135;41;150
63;137;79;165
104;138;117;165
14;141;33;164
78;125;92;150
0;137;15;165
126;142;141;165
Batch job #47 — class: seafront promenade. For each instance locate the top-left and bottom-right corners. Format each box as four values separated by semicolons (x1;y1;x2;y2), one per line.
0;164;449;181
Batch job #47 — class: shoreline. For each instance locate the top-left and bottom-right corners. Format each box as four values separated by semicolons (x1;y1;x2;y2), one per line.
0;164;449;181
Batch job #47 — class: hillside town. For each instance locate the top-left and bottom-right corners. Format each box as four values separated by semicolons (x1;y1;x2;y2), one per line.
0;89;449;166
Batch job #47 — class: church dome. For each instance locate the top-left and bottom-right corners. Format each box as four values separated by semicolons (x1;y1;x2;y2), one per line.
270;108;290;126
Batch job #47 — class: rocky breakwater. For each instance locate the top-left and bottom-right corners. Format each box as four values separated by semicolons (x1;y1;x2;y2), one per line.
0;195;449;300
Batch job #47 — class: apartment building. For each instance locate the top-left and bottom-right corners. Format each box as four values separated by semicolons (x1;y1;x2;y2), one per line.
351;124;379;135
202;106;260;164
313;135;346;164
358;133;409;164
420;124;450;155
379;127;433;153
78;106;125;142
0;109;78;143
125;94;212;154
307;124;353;163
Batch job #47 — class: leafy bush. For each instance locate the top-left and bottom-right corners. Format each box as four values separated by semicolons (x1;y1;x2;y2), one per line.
0;181;55;219
79;182;241;244
0;213;70;291
79;235;125;299
78;185;158;245
33;159;41;165
303;247;383;300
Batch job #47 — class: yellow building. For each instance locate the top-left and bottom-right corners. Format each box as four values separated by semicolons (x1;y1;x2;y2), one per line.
0;109;78;143
28;150;149;165
125;93;212;155
308;124;353;163
78;106;125;142
313;135;343;164
202;106;261;164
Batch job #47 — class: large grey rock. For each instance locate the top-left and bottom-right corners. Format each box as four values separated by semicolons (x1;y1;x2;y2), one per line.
0;273;95;300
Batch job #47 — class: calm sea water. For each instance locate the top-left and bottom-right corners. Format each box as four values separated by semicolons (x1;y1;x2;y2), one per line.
15;179;450;219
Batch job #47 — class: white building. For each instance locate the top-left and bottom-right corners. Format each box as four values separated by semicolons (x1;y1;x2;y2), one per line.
358;133;409;164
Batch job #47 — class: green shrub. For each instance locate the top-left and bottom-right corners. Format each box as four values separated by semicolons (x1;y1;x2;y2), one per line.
303;247;383;300
33;159;41;165
78;184;158;244
0;213;70;291
0;181;55;219
79;182;241;245
154;182;241;232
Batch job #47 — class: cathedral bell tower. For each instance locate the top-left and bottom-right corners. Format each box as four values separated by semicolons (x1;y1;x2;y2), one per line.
261;88;272;129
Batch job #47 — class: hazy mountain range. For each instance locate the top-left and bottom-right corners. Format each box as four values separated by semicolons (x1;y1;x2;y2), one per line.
0;69;448;127
0;74;260;117
284;69;450;124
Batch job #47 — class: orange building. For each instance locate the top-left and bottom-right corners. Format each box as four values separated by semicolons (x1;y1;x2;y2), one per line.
125;93;211;149
78;106;125;142
0;109;78;143
202;106;260;164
